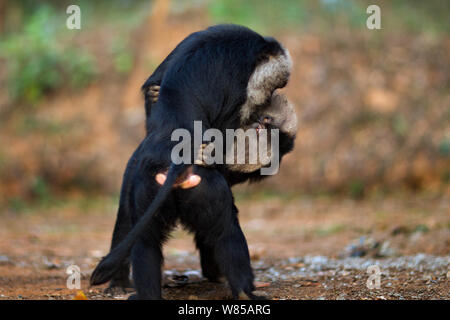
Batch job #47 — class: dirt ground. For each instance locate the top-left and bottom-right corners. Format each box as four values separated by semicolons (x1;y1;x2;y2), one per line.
0;194;448;300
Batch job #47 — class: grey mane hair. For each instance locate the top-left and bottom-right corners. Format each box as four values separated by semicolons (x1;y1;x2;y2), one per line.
240;48;293;123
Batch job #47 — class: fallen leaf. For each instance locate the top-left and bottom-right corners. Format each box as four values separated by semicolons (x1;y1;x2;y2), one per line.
72;291;88;300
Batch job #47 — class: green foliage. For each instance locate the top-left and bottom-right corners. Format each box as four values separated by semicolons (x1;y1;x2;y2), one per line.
0;6;97;104
207;0;450;34
8;197;28;213
30;176;51;202
208;0;308;33
208;0;366;32
438;139;450;157
320;0;366;29
348;179;365;199
442;170;450;184
109;39;134;75
314;223;347;237
413;224;429;233
0;148;5;169
64;50;98;89
5;176;58;212
114;51;134;74
15;115;65;136
392;115;408;138
389;0;450;34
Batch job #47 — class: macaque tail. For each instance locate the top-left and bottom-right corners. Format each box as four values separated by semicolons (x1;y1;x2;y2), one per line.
90;164;188;286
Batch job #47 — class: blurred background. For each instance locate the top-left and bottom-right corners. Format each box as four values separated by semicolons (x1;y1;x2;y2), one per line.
0;0;449;206
0;0;448;300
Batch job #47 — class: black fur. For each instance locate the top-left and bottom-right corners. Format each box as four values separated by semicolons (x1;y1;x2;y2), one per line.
90;25;295;299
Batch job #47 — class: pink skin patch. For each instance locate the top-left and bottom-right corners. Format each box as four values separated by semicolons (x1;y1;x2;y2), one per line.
155;170;201;189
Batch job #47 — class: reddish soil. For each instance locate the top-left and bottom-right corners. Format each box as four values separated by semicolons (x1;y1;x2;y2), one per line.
0;194;448;300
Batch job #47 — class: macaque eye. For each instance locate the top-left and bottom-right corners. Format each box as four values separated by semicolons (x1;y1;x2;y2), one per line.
262;116;273;124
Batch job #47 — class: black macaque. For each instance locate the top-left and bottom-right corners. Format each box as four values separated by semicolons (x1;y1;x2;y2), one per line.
90;24;296;300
